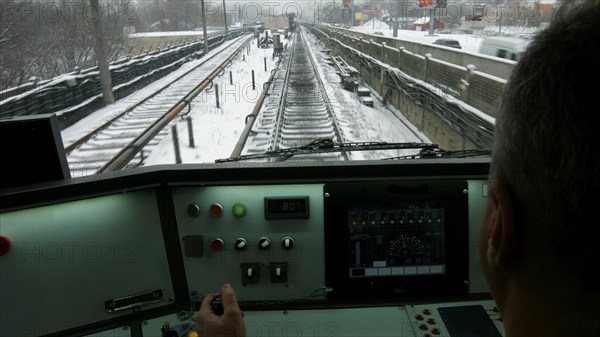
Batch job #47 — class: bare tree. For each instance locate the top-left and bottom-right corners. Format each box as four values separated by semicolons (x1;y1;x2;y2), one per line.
89;0;115;104
0;0;159;92
0;1;26;90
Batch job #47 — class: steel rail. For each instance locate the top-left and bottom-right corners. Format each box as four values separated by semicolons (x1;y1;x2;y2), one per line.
65;35;249;155
98;36;252;172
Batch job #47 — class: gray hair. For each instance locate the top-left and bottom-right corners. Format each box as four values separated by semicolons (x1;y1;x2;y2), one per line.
490;0;600;290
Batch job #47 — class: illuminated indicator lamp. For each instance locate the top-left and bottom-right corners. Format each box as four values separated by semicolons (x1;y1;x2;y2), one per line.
232;203;247;217
211;238;224;251
0;235;10;256
209;203;223;217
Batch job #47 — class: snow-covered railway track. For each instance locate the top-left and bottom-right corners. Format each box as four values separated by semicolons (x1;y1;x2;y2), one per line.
245;29;348;161
65;35;251;176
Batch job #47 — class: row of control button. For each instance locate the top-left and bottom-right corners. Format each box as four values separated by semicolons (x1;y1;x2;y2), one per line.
187;203;247;218
210;237;295;251
416;308;439;336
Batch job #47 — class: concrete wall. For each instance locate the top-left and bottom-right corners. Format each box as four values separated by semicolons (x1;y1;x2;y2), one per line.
328;27;516;80
323;30;488;151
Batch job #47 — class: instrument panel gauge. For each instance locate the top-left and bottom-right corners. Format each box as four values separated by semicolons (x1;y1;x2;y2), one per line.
387;234;424;265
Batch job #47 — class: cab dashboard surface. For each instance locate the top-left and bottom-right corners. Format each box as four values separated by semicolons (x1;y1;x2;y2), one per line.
0;160;504;337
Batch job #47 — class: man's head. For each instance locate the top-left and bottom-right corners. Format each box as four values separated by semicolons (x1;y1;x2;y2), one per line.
480;0;600;317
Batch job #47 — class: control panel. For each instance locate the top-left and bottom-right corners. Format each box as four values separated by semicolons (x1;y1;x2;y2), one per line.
0;190;175;336
324;180;469;299
0;161;498;337
405;300;504;337
141;299;503;337
173;184;326;301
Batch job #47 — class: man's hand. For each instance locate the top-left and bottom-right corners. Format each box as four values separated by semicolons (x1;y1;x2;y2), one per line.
197;283;246;337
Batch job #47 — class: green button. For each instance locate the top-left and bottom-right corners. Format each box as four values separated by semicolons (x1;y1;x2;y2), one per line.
232;203;247;217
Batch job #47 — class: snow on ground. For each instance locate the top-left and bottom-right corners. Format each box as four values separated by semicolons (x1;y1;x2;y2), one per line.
56;20;539;168
146;30;427;165
304;29;429;160
144;28;429;165
63;29;430;168
143;38;279;165
61;37;250;147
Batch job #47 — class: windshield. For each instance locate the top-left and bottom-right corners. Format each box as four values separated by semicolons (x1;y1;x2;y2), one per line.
0;0;552;180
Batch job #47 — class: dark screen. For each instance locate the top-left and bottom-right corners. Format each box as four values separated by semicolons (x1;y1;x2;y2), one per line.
438;305;502;337
0;114;70;190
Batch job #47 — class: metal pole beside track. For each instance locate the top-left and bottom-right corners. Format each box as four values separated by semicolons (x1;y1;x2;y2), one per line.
98;38;251;173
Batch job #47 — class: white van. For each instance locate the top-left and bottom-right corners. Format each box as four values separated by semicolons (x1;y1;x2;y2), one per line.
479;36;530;61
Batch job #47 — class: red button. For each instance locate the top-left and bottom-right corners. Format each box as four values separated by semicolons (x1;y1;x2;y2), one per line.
0;236;10;256
415;314;424;321
211;239;224;251
209;204;223;217
427;318;436;325
419;324;428;331
423;309;432;315
431;328;441;335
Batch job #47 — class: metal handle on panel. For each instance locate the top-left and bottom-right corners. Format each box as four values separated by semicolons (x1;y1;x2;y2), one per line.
105;288;163;313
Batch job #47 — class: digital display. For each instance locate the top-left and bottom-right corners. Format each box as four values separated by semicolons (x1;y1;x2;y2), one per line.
348;204;446;278
324;180;469;299
264;196;309;219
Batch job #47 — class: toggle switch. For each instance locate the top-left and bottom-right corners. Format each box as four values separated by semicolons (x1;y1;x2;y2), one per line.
234;238;247;251
269;262;288;283
240;263;260;285
281;236;295;250
258;237;271;250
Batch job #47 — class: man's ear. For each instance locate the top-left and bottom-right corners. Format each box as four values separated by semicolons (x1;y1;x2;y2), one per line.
484;180;519;267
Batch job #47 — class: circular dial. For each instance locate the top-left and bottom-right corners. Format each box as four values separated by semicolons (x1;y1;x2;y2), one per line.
387;234;424;265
